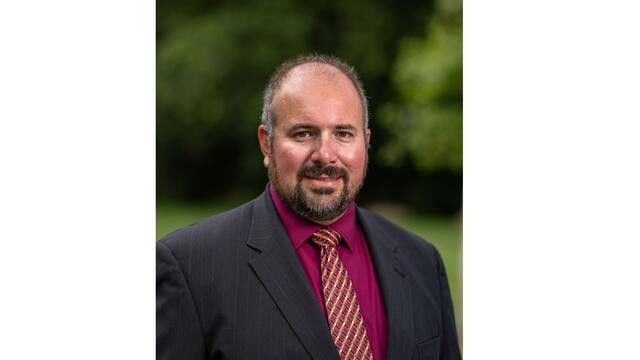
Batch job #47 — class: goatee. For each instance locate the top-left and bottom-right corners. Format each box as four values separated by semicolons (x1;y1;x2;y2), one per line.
269;161;361;222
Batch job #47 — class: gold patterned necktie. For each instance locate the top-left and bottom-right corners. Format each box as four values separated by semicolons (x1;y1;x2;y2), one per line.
311;227;374;360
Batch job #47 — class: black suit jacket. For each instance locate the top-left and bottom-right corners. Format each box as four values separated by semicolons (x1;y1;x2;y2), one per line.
157;190;461;360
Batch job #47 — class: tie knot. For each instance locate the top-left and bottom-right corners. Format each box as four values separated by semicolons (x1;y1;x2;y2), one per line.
311;227;341;248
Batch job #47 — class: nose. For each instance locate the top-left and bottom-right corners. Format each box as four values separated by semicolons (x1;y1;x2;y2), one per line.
310;133;338;165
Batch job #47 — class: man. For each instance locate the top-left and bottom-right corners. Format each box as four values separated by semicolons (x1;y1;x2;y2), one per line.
157;54;461;360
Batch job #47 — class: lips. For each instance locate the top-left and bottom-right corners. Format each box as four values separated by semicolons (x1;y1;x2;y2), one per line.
299;165;347;187
304;175;343;189
306;174;341;181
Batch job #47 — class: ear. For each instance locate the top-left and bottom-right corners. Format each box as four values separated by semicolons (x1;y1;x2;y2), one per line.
365;128;371;148
258;125;271;168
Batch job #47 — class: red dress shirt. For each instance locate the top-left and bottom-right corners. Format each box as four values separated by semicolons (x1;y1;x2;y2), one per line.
269;184;389;360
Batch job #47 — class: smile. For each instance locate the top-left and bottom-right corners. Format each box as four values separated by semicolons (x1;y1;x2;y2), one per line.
304;175;342;187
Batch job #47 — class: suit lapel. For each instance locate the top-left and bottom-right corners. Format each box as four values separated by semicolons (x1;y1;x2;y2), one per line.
357;208;414;360
246;192;340;360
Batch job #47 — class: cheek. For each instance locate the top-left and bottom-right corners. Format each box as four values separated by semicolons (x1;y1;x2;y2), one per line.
274;144;309;173
339;147;367;171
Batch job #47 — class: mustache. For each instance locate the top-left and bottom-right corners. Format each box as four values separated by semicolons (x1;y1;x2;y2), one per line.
298;164;347;179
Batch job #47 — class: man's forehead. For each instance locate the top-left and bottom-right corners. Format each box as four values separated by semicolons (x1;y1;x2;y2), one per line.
273;89;362;129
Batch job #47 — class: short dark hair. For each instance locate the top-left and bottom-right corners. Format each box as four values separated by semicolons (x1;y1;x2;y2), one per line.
260;54;369;142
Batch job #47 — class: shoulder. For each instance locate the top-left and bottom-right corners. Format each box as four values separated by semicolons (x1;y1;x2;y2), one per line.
358;207;437;252
157;199;256;261
357;207;440;269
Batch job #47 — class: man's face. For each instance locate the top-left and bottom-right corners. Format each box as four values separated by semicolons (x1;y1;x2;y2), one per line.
258;67;370;224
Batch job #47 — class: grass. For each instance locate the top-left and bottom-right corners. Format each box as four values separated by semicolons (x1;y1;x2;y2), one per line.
156;202;233;240
156;201;462;327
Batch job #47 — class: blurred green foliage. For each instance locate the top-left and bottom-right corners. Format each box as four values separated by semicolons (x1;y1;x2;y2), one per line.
379;0;462;172
157;0;462;214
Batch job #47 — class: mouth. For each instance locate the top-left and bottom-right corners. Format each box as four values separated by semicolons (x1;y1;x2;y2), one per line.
304;175;343;188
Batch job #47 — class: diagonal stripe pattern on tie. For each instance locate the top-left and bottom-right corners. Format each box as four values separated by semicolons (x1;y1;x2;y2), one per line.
311;227;374;360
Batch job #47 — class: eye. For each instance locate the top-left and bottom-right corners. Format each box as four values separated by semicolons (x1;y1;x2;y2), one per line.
336;131;354;138
293;131;312;139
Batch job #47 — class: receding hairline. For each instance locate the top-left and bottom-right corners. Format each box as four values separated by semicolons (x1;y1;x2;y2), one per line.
281;61;351;83
272;63;362;113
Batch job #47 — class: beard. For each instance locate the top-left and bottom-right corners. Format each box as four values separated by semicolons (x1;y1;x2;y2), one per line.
268;155;367;223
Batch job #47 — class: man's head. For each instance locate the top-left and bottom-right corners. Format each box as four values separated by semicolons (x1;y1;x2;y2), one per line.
258;55;371;225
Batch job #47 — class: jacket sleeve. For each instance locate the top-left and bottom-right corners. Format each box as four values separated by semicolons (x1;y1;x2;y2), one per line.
435;248;462;360
156;241;207;360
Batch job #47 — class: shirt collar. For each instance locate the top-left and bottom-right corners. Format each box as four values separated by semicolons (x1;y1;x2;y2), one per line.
268;183;357;252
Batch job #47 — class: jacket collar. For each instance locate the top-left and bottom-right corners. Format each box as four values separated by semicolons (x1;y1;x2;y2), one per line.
246;190;340;360
356;207;414;360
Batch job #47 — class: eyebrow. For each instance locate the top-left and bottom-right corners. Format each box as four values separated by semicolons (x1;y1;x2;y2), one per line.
287;123;318;132
335;124;358;131
286;123;359;133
